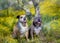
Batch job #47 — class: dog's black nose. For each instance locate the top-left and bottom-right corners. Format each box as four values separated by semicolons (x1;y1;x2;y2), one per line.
38;19;40;22
24;18;26;20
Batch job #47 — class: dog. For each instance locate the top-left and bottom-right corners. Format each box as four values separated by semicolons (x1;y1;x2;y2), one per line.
12;15;29;41
29;16;42;39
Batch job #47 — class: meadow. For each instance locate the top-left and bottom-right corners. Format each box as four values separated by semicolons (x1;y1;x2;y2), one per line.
0;0;60;43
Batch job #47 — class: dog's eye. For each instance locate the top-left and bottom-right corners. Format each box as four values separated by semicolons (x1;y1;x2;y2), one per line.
20;17;23;18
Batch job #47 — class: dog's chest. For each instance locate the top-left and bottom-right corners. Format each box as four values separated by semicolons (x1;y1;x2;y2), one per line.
34;27;41;35
18;23;28;34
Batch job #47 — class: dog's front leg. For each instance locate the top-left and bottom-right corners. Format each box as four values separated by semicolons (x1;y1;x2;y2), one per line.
25;31;29;41
12;31;17;38
30;29;34;40
12;27;18;38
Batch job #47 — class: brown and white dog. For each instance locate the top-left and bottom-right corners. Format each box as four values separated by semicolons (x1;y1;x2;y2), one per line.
12;15;29;41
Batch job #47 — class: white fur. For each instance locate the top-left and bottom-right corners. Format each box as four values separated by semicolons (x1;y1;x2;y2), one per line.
34;27;41;35
19;15;26;22
18;23;28;34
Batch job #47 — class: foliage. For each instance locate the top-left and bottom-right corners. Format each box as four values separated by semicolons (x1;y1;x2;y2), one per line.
40;0;60;17
0;0;60;43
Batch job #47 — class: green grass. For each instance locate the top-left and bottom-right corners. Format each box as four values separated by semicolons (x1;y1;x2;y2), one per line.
0;15;60;43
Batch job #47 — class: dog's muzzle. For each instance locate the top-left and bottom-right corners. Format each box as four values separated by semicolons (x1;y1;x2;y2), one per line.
22;21;27;26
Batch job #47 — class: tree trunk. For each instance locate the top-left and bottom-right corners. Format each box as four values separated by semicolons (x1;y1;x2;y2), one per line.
29;0;41;17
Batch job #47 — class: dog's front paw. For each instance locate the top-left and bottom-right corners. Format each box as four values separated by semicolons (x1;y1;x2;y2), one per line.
27;39;29;42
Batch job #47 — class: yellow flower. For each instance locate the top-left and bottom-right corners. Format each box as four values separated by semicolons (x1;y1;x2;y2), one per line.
50;20;60;30
30;7;35;15
5;36;18;43
15;10;26;16
40;1;56;17
4;17;14;26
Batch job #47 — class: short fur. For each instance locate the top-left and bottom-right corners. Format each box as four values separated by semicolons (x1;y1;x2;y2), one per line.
29;17;42;39
12;15;29;41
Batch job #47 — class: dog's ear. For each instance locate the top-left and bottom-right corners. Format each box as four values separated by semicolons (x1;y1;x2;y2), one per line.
17;15;20;19
33;21;36;26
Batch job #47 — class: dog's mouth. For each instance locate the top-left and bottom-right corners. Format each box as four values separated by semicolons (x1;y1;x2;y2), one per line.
35;22;41;26
22;21;27;26
23;21;26;23
24;21;26;23
38;22;41;24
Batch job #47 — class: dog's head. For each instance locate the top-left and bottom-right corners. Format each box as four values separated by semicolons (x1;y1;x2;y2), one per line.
17;15;27;24
33;17;41;27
